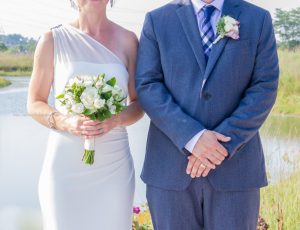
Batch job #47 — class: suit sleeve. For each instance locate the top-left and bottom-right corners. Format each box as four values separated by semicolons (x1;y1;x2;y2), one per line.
135;13;206;153
214;11;279;158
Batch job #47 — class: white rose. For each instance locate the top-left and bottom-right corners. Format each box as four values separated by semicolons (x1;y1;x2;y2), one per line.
102;85;114;93
224;16;237;25
94;98;106;109
95;79;104;89
74;76;84;86
109;105;117;114
65;93;76;106
65;92;72;100
78;76;93;87
68;78;75;86
83;80;94;87
107;97;114;107
93;76;99;82
64;99;73;109
224;23;235;32
233;25;239;32
71;103;85;114
80;87;99;110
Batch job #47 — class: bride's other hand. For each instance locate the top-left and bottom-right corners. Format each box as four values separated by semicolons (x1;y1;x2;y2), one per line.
60;115;103;138
83;115;121;139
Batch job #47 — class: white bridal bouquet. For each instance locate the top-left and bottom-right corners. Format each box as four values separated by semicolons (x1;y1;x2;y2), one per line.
56;74;126;165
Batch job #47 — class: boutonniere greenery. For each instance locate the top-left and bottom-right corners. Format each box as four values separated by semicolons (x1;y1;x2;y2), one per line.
213;16;240;44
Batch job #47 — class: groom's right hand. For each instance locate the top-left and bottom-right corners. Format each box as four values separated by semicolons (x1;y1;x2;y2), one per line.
191;130;231;169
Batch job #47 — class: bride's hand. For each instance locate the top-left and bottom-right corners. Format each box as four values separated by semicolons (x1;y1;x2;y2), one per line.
89;115;121;138
61;115;103;138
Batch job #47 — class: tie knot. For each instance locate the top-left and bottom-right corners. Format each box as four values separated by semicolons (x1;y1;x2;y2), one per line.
203;5;216;20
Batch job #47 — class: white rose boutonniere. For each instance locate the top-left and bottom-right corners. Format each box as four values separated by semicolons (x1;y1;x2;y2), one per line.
213;16;240;44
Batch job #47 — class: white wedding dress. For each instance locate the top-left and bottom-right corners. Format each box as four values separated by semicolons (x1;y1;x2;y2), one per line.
39;24;135;230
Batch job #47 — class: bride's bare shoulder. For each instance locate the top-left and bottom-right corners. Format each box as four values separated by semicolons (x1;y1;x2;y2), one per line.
110;22;138;47
35;31;54;57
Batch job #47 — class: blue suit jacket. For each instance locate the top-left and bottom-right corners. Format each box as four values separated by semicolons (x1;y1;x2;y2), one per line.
136;0;279;191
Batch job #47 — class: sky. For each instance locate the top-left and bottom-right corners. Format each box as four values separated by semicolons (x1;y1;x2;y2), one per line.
0;0;299;39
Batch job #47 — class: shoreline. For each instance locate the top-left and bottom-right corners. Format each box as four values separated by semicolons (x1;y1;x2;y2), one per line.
1;75;300;117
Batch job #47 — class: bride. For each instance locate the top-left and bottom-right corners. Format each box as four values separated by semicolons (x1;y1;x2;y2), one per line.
27;0;143;229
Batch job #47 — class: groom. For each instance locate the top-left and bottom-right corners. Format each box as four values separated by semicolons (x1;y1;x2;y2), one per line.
136;0;279;229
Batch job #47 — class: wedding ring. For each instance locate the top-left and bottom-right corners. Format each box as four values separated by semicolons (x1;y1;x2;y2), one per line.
200;164;206;169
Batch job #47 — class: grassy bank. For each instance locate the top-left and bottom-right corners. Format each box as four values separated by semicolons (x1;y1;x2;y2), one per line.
133;169;300;230
0;77;11;88
0;52;33;76
272;49;300;115
260;170;300;230
0;49;299;114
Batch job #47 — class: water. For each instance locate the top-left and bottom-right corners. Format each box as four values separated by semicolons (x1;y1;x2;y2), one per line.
0;77;299;229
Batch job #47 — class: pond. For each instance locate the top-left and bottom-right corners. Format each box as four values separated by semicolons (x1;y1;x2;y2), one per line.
0;77;299;229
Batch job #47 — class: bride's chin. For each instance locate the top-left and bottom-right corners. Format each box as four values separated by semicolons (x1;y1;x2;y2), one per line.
87;0;106;3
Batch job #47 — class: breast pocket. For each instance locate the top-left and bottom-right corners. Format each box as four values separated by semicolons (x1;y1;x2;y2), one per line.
224;39;251;53
217;39;255;88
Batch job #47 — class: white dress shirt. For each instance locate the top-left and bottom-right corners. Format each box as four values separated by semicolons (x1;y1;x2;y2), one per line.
184;0;224;153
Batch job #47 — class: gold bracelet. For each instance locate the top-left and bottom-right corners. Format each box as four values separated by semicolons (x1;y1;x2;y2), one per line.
48;111;59;129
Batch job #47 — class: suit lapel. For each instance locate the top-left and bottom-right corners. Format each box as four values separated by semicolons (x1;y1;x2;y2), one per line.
202;0;242;90
176;2;207;77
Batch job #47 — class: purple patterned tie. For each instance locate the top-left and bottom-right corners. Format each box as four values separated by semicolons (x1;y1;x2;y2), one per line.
200;5;216;62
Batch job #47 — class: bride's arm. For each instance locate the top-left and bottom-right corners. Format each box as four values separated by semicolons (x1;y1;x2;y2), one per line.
95;32;144;135
118;32;144;126
27;31;103;138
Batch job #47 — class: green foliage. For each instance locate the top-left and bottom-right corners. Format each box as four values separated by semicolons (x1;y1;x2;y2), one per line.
55;94;65;99
217;17;226;36
0;77;11;88
0;34;37;53
260;169;300;230
0;52;33;75
0;42;8;52
106;77;116;87
274;8;300;50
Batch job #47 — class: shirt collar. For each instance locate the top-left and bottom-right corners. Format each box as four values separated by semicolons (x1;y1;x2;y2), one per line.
191;0;224;14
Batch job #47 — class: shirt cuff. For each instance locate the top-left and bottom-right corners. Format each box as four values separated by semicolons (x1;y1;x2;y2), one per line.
185;129;207;153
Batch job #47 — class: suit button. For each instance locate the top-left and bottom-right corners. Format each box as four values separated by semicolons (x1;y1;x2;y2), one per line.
202;92;212;100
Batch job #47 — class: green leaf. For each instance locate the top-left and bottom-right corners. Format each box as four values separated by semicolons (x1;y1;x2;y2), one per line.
56;94;65;99
89;114;97;121
100;73;105;80
106;77;116;87
101;91;112;100
83;109;94;116
217;17;226;35
103;109;112;118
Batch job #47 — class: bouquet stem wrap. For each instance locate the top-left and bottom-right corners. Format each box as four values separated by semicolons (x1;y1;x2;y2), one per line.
83;138;95;165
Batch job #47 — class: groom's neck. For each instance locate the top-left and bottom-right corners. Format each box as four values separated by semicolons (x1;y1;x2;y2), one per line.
202;0;215;4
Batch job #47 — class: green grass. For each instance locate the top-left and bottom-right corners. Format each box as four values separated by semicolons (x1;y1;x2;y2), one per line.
260;169;300;230
0;77;11;88
0;52;33;76
272;49;300;115
0;49;299;114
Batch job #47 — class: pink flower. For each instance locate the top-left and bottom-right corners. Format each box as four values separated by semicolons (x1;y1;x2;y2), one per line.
226;30;240;40
133;206;141;214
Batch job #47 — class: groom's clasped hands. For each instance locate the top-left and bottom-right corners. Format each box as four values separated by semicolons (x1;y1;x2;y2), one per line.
186;130;231;178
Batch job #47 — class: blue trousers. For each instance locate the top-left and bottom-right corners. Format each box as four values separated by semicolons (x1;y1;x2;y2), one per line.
146;178;260;230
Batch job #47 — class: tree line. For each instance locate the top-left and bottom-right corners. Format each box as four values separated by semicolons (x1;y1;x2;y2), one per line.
0;34;37;53
274;7;300;50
